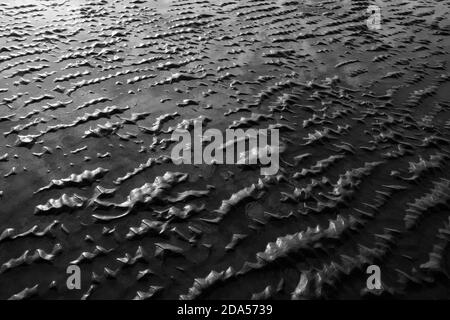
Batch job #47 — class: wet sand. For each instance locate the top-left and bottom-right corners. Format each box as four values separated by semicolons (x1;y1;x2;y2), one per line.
0;0;450;299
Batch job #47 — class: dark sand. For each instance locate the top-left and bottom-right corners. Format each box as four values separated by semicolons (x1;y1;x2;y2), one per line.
0;0;449;299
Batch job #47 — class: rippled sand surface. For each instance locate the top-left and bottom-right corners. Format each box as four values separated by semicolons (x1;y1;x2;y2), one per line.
0;0;450;299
